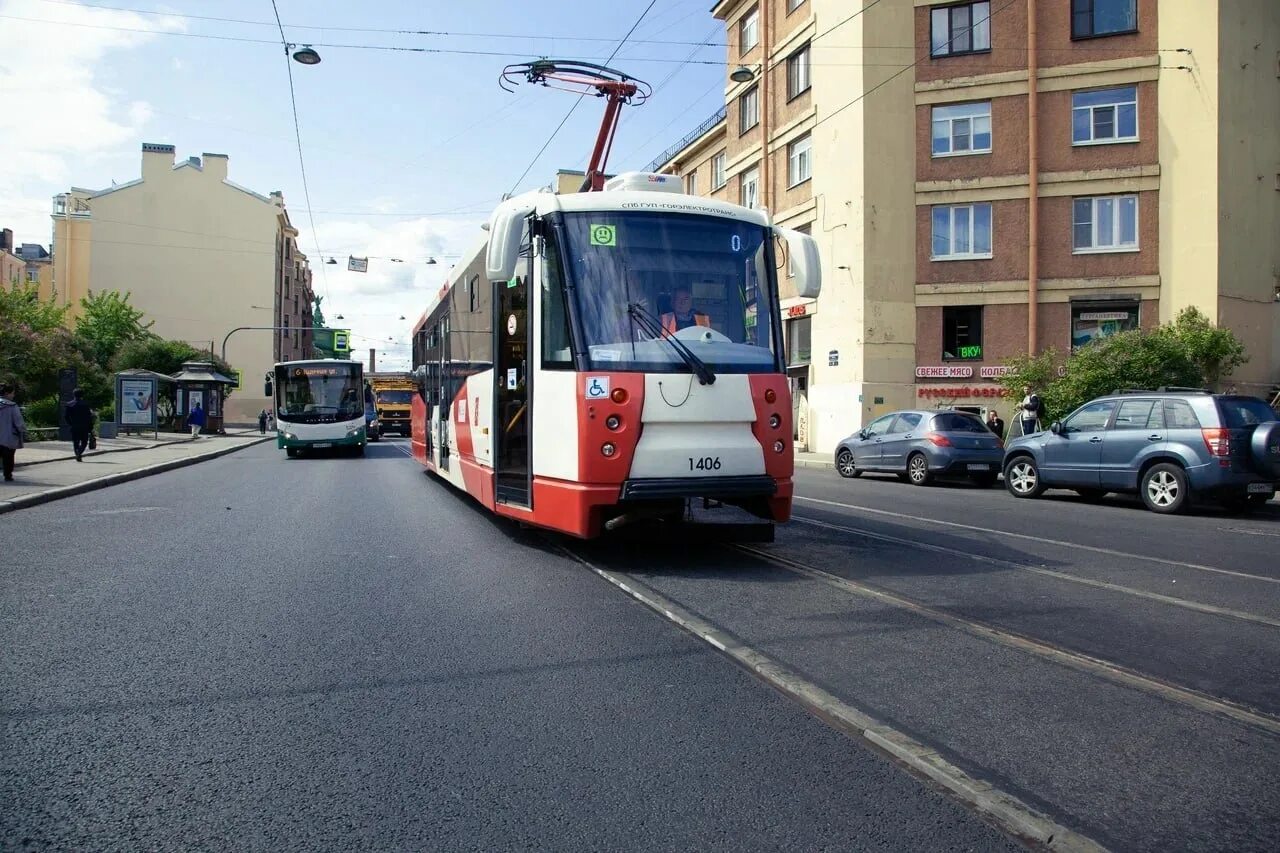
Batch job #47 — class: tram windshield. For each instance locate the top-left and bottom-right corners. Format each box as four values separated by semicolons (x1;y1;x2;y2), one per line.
555;211;782;374
275;362;364;423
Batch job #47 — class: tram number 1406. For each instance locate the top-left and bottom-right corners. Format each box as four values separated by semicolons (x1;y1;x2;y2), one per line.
689;456;722;472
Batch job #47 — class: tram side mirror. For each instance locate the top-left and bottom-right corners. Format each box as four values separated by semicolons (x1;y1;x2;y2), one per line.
774;225;821;299
486;201;536;281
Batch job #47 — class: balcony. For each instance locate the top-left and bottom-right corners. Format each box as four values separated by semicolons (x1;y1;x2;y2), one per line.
644;106;727;173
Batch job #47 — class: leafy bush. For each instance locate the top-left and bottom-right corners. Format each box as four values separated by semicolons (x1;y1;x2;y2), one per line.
22;396;60;428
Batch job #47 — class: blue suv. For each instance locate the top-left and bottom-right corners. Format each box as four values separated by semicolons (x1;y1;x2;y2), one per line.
1002;390;1280;513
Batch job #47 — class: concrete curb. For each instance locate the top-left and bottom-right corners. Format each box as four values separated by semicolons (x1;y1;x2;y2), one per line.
15;432;268;468
0;437;272;516
795;457;835;470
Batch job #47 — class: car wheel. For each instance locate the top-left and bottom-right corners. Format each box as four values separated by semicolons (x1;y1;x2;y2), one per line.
836;449;861;479
1075;488;1107;501
1140;463;1189;514
970;473;999;488
285;447;298;458
1004;456;1044;499
906;453;932;486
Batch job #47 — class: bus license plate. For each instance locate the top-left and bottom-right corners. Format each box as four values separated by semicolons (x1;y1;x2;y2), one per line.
313;442;332;449
1247;483;1273;494
968;463;991;471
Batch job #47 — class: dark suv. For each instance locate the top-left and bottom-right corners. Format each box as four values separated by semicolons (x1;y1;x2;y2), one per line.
1002;389;1280;513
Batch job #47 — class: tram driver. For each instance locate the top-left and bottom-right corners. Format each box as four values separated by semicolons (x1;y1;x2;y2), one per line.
660;284;712;334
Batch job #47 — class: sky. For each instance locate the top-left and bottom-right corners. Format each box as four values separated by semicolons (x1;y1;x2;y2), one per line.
1;0;732;370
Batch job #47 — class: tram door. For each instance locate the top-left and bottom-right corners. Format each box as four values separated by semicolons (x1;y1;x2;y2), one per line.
495;263;530;507
437;315;450;472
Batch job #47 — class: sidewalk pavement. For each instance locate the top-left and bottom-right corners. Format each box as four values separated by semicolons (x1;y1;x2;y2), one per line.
795;450;834;470
1;431;272;515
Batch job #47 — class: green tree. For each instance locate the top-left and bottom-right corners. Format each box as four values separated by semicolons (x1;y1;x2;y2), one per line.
0;282;93;413
73;290;155;370
999;308;1248;420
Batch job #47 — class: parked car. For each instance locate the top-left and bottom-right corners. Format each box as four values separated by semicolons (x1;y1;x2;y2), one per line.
834;409;1005;486
1002;389;1280;514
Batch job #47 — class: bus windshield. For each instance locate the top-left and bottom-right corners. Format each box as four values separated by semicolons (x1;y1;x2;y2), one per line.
555;211;781;374
275;363;363;423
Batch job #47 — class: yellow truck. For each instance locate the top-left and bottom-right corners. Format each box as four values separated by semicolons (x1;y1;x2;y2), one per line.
367;372;416;437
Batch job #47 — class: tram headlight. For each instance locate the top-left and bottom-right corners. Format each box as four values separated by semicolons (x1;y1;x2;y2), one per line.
773;440;785;453
764;389;777;404
605;414;621;430
601;442;617;457
769;413;781;429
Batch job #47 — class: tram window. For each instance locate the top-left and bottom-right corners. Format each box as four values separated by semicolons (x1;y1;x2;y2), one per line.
541;235;574;369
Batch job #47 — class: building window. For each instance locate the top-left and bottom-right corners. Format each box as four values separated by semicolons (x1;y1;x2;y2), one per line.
1073;195;1139;253
284;276;290;298
1072;86;1137;144
788;316;812;366
26;269;38;283
740;7;759;53
787;0;805;12
282;316;290;338
787;224;811;278
711;151;727;189
1071;0;1137;39
469;274;480;312
740;165;760;209
931;203;992;260
788;134;812;187
739;86;759;134
686;171;698;195
930;1;991;57
786;44;811;99
931;102;992;156
943;306;984;360
1071;303;1139;349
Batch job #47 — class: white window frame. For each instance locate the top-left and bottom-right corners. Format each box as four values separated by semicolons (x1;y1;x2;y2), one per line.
786;44;810;100
931;102;992;157
740;165;760;209
788;134;812;187
686;171;698;195
931;203;993;261
711;151;727;189
740;8;760;53
1072;86;1138;145
1073;194;1139;254
739;86;759;135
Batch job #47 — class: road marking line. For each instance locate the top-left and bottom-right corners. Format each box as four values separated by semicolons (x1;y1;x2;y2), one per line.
795;495;1280;585
559;545;1106;853
1218;527;1280;538
734;543;1280;737
790;515;1280;630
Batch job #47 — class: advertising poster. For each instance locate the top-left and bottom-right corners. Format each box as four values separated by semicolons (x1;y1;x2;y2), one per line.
189;390;204;417
119;378;156;426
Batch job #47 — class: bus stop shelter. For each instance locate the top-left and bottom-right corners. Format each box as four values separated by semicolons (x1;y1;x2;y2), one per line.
112;368;176;439
172;361;236;434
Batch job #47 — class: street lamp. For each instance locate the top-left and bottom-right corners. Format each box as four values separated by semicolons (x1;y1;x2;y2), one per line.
325;257;338;265
730;65;757;83
334;314;345;320
426;257;437;265
292;45;322;65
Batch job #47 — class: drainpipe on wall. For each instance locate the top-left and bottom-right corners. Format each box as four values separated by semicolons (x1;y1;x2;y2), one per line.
1026;0;1039;354
760;0;771;212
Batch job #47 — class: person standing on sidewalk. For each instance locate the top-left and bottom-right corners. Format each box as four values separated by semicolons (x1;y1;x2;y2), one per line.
257;409;269;434
65;389;95;461
0;383;28;482
188;401;206;439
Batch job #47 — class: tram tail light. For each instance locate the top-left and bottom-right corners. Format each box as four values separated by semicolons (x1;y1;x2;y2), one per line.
611;388;628;404
605;415;621;431
601;442;617;457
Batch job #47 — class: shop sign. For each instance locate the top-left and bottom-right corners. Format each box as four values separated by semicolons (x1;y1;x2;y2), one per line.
918;385;1006;399
915;365;973;379
828;349;839;367
979;366;1009;378
787;304;809;318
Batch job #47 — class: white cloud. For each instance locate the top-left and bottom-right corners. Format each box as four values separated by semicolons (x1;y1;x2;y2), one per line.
0;0;184;242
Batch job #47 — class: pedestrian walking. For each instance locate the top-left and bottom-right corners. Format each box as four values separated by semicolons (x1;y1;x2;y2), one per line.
267;410;274;431
0;383;27;482
986;409;1006;440
1016;385;1044;437
188;401;206;439
65;388;95;461
257;409;269;434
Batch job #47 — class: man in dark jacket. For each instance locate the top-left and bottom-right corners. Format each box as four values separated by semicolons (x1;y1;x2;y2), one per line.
64;389;95;461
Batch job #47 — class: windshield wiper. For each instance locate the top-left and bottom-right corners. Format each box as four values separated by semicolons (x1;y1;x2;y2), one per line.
627;302;716;385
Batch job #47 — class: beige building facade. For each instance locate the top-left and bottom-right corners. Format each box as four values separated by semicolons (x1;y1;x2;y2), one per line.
650;0;917;452
51;143;313;422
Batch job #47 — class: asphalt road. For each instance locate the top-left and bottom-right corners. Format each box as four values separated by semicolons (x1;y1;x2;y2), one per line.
2;440;1021;852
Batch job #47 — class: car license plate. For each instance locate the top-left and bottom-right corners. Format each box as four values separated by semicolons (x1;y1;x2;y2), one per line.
968;463;991;471
313;442;332;449
1247;482;1274;494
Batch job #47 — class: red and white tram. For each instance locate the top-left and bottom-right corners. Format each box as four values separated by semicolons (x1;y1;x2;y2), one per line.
409;171;821;539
